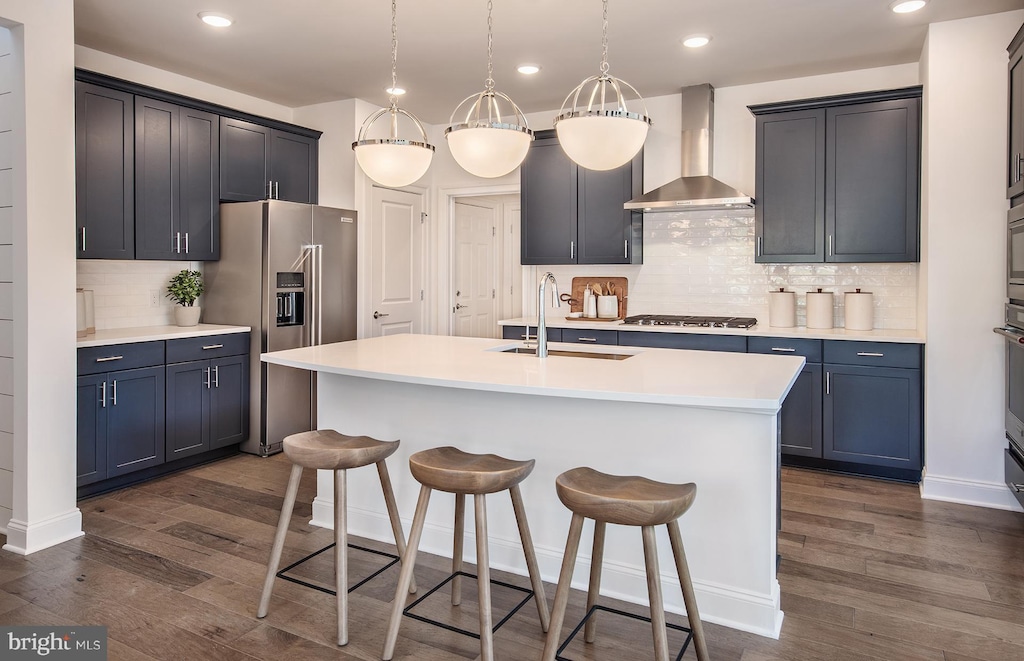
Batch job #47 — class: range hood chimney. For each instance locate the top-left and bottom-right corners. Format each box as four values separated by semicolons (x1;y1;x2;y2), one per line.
624;84;753;212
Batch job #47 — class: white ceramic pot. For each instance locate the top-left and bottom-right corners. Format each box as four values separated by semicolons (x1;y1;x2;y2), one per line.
175;305;201;327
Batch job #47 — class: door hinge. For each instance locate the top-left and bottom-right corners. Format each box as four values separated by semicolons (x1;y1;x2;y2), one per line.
420;212;427;224
492;226;496;236
492;289;496;299
420;290;424;301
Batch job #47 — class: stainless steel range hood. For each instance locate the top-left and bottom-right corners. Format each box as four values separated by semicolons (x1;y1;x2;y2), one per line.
625;84;753;212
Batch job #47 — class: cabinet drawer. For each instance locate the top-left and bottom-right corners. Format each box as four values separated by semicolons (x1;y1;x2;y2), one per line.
748;337;822;362
166;333;249;363
501;326;561;343
824;340;921;368
619;331;746;353
1006;449;1024;510
78;341;164;376
561;328;618;345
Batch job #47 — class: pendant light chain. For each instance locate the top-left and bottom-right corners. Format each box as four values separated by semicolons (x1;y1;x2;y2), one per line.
485;0;494;92
600;0;610;75
389;0;399;106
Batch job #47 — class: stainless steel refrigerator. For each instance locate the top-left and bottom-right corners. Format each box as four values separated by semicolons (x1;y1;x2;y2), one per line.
203;201;357;456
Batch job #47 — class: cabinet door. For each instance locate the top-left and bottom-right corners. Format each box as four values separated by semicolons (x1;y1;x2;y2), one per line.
754;109;825;263
76;374;108;486
270;130;318;204
1009;44;1024;200
75;82;134;259
220;117;270;201
134;96;180;260
577;154;642;264
106;365;165;478
778;363;823;458
165;361;209;461
209;355;249;449
179;107;220;260
826;98;919;262
824;364;921;470
521;133;577;265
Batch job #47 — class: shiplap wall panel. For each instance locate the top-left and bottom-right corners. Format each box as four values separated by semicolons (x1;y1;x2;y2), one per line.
0;245;11;282
0;432;10;471
0;394;11;433
0;206;9;244
0;357;10;395
0;283;11;320
0;320;10;357
0;29;14;521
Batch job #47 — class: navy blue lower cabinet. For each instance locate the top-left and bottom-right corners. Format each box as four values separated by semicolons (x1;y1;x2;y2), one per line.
105;365;166;478
501;325;561;343
824;364;922;470
76;374;108;486
166;354;249;460
618;331;747;352
779;363;824;458
209;355;249;449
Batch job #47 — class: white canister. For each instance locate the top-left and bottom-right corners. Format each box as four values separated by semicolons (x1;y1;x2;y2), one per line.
597;295;618;319
76;288;87;338
83;289;96;334
583;286;597;318
768;288;796;328
805;288;834;329
844;288;874;330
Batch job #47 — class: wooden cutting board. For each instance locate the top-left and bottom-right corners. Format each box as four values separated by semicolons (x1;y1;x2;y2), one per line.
568;277;628;320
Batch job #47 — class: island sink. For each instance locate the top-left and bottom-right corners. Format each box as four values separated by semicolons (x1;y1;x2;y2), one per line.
499;346;635;360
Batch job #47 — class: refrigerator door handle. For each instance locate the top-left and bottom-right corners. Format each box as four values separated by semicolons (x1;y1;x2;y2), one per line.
316;244;324;346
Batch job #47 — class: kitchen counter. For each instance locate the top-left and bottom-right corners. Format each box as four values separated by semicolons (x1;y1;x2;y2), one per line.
498;316;925;344
262;334;803;638
77;324;252;348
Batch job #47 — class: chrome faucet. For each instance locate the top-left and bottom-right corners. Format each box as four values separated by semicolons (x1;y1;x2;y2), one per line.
537;272;560;358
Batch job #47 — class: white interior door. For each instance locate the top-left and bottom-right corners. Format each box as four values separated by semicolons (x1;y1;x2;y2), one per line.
370;186;423;336
452;200;498;338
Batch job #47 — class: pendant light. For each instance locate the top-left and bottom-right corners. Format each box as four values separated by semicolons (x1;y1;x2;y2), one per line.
352;0;435;188
445;0;533;178
554;0;652;171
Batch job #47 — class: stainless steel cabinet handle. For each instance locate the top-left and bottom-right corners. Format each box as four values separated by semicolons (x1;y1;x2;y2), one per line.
204;366;211;389
274;182;279;199
267;180;273;199
213;365;220;388
577;337;598;342
756;236;762;257
570;240;575;260
826;371;831;395
624;239;628;259
771;347;796;352
111;380;117;406
80;227;86;252
175;231;181;254
856;352;885;357
99;381;106;408
202;344;224;350
1018;153;1023;181
1013;483;1024;493
373;311;390;319
184;232;189;254
95;355;123;363
828;234;834;257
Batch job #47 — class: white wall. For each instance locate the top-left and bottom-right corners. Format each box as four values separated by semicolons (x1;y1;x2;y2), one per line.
0;25;13;530
920;10;1024;511
0;0;81;553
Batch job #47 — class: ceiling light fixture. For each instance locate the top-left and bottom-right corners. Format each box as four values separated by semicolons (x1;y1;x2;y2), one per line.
890;0;927;13
554;0;652;171
517;64;540;75
445;0;533;179
352;0;434;188
385;86;406;96
198;12;232;28
682;34;711;48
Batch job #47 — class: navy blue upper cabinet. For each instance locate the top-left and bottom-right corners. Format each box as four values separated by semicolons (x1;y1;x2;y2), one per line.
750;88;921;263
521;130;642;265
1008;24;1024;202
76;82;134;259
221;118;318;204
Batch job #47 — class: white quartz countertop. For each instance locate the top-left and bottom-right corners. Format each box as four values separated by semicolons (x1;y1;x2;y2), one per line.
77;324;251;348
261;334;805;413
498;317;925;344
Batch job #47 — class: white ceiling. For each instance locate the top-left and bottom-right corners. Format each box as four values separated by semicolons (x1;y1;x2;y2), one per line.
74;0;1024;124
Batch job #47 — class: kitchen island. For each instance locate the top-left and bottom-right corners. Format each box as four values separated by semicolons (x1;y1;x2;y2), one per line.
262;334;804;638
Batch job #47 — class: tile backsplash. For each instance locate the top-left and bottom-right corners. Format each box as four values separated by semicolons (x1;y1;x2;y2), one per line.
535;210;917;330
76;260;204;330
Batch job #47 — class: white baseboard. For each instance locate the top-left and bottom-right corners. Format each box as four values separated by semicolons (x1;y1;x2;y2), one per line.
920;472;1024;512
312;497;783;639
1;508;84;555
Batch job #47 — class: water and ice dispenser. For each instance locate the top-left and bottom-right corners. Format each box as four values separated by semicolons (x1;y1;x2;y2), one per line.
275;272;304;327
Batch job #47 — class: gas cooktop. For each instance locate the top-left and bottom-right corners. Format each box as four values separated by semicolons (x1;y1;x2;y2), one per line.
621;314;758;329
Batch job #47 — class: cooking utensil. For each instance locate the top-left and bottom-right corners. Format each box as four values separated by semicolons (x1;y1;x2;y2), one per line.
592;282;602;296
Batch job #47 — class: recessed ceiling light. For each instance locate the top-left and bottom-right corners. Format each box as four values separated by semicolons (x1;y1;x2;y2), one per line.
385;86;406;96
198;12;232;27
890;0;926;13
682;34;711;49
517;64;541;75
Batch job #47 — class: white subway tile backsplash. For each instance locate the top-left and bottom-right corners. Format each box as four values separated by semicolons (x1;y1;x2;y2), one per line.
535;211;917;330
77;260;204;330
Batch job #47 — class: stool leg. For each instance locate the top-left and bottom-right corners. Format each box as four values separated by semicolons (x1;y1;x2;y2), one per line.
335;469;348;646
541;513;585;661
452;493;466;606
474;494;494;661
641;526;670;661
584;520;606;643
509;485;549;632
258;463;303;619
376;460;416;594
382;485;431;661
667;520;710;661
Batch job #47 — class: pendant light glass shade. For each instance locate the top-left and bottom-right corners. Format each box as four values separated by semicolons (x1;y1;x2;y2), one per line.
554;0;651;171
445;0;533;178
351;0;435;187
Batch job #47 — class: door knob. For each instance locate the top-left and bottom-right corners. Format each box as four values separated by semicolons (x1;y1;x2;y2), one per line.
373;311;390;319
455;303;469;310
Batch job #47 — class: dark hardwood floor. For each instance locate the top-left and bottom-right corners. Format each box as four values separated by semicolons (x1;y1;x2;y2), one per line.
1;455;1022;660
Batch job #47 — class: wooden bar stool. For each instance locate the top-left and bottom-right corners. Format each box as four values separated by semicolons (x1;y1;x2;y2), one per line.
381;446;550;661
258;429;415;647
542;467;710;661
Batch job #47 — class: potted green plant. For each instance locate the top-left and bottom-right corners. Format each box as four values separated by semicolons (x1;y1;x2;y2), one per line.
166;269;204;327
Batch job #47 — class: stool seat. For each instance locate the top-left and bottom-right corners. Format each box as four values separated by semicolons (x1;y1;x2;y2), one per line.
555;467;696;527
409;446;535;494
283;430;399;470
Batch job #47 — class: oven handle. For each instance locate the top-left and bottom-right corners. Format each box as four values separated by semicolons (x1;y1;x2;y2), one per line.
993;327;1024;344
